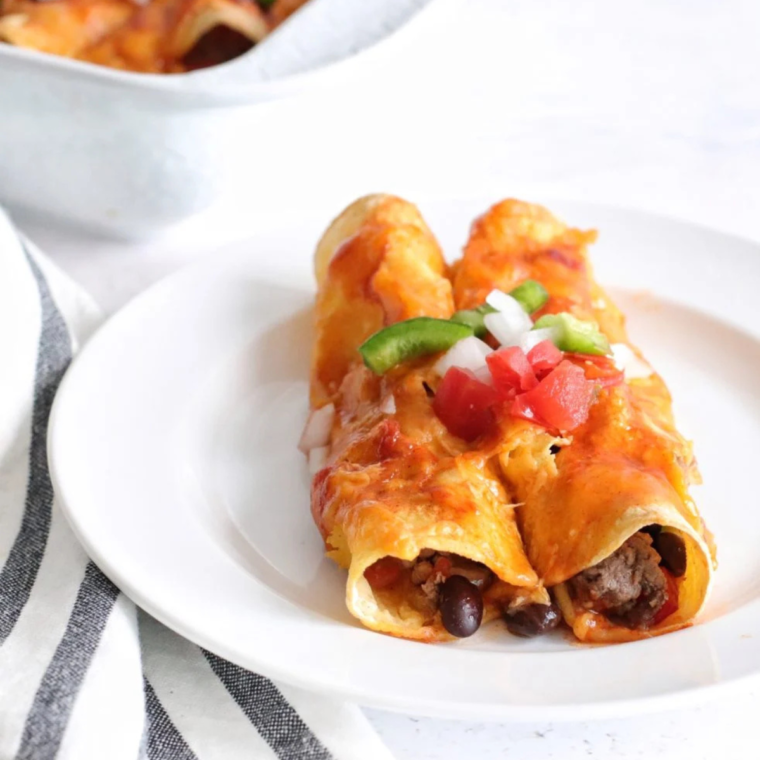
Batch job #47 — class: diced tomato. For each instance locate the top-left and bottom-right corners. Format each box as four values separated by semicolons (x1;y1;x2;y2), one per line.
486;346;538;398
527;340;564;378
364;557;404;590
433;556;452;577
510;394;540;424
566;353;624;389
510;360;595;432
652;568;679;625
433;367;499;441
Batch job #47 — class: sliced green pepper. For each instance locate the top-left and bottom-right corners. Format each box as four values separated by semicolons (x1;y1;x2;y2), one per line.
450;279;549;337
509;279;549;314
450;303;496;337
359;318;474;375
533;312;611;356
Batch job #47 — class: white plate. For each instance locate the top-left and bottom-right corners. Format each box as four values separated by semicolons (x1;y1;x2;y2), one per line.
49;198;760;720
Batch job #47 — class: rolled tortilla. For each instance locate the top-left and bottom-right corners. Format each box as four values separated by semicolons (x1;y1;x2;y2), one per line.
309;195;544;641
452;199;715;642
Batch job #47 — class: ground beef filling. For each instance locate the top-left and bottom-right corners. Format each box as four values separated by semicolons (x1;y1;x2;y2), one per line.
568;533;667;628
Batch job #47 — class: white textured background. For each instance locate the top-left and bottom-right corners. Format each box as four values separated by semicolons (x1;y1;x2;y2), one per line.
18;0;760;757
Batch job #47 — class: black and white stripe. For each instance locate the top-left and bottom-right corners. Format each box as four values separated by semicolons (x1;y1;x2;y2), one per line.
0;218;390;760
15;562;120;760
0;247;71;645
144;679;199;760
203;652;332;760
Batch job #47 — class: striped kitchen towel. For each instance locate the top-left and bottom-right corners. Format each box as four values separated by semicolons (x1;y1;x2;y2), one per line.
0;208;392;760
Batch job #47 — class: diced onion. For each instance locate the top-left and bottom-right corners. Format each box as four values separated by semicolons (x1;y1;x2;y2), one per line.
483;289;533;346
520;326;560;353
486;290;527;319
298;403;335;453
483;311;526;347
380;395;396;414
434;335;493;376
308;446;329;474
611;343;652;379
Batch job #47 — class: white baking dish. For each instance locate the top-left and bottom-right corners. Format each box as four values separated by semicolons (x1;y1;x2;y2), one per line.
0;0;435;238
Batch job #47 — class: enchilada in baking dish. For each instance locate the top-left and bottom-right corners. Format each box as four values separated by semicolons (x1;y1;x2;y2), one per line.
301;194;715;643
0;0;306;72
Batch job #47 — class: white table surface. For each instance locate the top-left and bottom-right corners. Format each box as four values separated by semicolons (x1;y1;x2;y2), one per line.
13;0;760;756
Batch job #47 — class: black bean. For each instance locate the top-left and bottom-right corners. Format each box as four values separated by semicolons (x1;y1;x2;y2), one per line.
504;603;561;637
439;576;483;638
655;531;687;577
